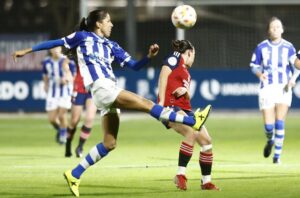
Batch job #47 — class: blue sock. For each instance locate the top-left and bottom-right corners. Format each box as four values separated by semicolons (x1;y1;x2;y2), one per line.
71;143;109;179
150;104;195;126
264;124;274;141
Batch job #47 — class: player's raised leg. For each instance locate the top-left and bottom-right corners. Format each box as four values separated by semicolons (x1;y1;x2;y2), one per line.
113;89;211;130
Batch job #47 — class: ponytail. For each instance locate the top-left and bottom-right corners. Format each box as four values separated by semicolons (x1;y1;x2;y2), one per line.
171;40;194;53
79;17;89;31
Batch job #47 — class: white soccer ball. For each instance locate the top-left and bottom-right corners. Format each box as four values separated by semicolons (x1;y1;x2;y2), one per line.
171;5;197;29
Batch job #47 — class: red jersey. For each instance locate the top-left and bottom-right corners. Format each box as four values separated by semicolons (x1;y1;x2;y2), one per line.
158;51;192;111
73;64;88;93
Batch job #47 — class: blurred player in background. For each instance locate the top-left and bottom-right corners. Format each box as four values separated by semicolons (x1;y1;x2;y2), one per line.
158;40;218;191
12;9;211;197
42;47;75;144
285;50;300;91
250;17;297;164
65;61;98;158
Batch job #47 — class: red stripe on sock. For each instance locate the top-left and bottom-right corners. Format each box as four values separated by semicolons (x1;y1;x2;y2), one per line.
180;142;193;156
200;152;213;164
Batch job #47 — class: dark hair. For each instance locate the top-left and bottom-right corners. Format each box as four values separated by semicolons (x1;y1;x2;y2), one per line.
64;9;109;62
79;9;109;31
171;40;194;53
267;16;284;32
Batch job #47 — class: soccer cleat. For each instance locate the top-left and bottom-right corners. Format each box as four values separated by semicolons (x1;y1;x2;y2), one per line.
174;174;187;190
201;182;220;191
75;146;83;158
64;170;80;197
192;105;211;130
273;157;281;164
263;140;274;158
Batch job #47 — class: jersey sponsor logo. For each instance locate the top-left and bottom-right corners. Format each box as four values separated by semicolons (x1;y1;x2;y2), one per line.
200;79;258;101
167;56;177;67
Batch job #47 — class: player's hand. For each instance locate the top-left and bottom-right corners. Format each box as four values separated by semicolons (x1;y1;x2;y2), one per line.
12;48;32;63
259;73;267;82
284;80;295;92
172;87;188;98
147;44;159;58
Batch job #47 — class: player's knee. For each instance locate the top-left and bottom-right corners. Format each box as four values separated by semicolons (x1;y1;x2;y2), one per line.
264;124;274;132
201;144;213;152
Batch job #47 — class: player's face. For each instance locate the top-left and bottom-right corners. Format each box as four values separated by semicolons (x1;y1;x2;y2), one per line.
99;14;113;38
268;19;283;41
49;47;62;58
186;48;195;68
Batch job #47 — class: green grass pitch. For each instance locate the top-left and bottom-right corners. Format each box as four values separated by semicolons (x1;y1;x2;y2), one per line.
0;112;299;197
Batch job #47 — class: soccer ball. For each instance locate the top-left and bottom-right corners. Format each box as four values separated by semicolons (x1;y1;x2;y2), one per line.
171;5;197;29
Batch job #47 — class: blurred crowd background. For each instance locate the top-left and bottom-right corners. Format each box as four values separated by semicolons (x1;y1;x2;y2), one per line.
1;0;300;70
1;0;300;111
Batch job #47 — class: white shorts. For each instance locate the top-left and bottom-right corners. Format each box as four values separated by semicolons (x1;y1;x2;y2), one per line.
90;78;122;116
46;96;72;111
258;85;292;110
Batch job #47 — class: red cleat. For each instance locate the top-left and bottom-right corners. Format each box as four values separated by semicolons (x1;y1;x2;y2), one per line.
174;174;187;190
201;182;220;191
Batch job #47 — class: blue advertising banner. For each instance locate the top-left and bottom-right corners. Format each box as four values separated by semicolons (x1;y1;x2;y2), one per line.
1;69;300;112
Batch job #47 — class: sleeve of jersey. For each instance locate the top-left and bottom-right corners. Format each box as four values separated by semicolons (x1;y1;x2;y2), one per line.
125;57;150;71
110;41;131;67
249;47;262;68
288;45;297;64
297;50;300;59
163;55;179;70
62;32;84;49
32;39;64;52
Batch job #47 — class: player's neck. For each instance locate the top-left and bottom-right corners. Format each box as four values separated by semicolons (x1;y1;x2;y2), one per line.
270;38;282;44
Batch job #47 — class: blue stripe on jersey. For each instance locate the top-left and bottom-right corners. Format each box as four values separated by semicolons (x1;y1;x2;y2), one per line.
103;45;112;71
81;45;99;81
278;47;283;83
52;82;56;98
285;66;290;81
59;59;63;78
60;84;63;97
94;42;110;78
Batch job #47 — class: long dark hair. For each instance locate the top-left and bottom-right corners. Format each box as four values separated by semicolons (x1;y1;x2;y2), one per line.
65;9;109;62
171;40;194;53
79;9;109;31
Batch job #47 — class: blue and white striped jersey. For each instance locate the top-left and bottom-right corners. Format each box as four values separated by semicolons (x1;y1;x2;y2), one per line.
250;39;296;88
62;31;131;87
42;56;75;98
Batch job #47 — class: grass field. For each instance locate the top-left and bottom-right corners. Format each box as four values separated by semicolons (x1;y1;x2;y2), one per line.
0;112;300;198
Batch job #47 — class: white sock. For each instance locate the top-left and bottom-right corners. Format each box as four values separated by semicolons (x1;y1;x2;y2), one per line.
202;175;211;184
177;166;186;175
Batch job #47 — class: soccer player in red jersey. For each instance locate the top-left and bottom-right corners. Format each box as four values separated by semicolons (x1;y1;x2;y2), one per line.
158;40;219;191
65;62;98;158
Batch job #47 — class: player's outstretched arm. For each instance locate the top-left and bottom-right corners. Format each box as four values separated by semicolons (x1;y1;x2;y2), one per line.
12;39;64;62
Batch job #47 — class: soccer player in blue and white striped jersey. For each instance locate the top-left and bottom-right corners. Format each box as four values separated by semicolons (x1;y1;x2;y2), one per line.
12;9;211;197
250;17;297;164
42;46;75;144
